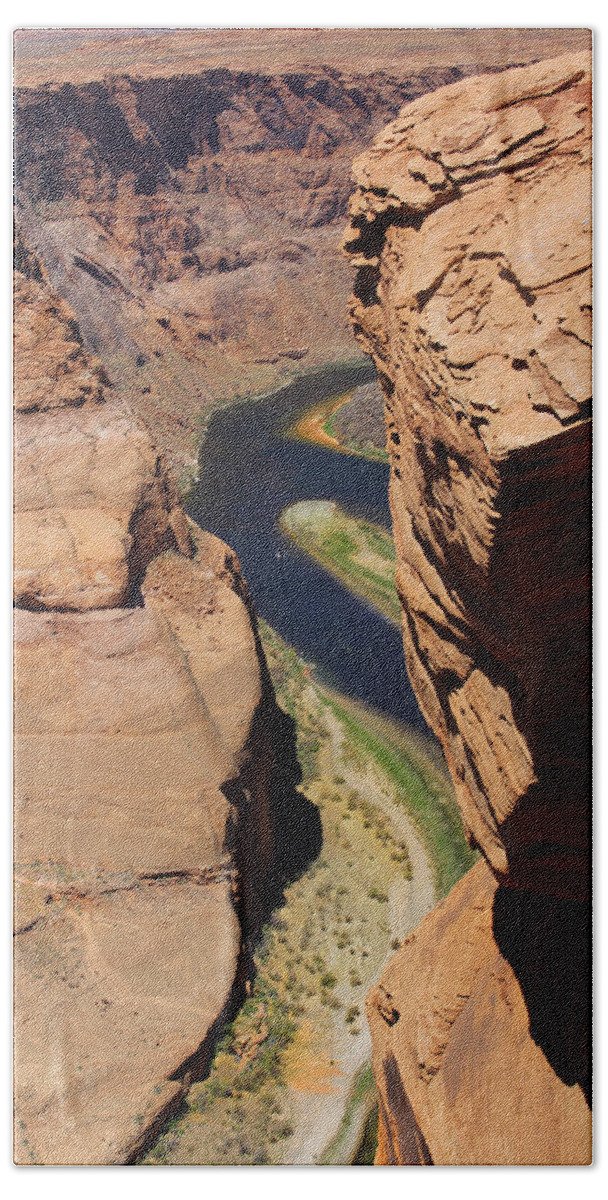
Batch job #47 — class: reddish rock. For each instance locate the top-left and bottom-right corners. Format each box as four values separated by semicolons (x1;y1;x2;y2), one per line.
368;861;591;1165
14;253;193;612
345;52;591;1165
13;49;569;475
345;51;591;903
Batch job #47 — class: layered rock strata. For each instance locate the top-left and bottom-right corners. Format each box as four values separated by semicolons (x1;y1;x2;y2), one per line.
344;53;591;1164
14;59;523;474
13;248;295;1164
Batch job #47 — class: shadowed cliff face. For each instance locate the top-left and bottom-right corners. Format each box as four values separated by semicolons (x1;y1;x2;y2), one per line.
345;51;591;905
492;885;591;1104
13;241;320;1165
15;63;506;474
344;51;591;1165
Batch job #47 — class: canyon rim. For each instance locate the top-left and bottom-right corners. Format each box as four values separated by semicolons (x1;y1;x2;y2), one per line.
13;27;592;1167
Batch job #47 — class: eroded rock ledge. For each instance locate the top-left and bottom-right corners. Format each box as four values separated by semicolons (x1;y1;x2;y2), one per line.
13;244;301;1164
344;53;591;1165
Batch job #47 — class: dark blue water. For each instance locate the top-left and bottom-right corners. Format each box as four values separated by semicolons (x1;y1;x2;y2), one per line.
188;363;429;735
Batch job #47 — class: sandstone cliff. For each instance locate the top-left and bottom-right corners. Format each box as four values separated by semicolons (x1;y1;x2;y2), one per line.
15;58;523;475
344;52;591;1164
13;244;308;1164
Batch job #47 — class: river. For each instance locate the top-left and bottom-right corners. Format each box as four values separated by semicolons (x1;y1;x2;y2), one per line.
188;363;429;735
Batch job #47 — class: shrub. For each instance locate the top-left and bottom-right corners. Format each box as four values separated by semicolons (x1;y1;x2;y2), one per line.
368;886;388;903
320;971;337;990
321;991;342;1009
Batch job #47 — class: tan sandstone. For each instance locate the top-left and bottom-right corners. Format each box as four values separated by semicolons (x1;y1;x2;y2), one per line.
14;247;279;1164
345;52;591;1165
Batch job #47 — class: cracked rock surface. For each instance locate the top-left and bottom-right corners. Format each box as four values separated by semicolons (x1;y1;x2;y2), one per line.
345;50;591;900
14;245;277;1164
345;52;591;1165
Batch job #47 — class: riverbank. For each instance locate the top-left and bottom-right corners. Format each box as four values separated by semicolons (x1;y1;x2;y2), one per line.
140;620;456;1165
179;358;373;500
280;499;400;627
322;690;477;901
279;500;476;895
186;358;423;728
158;365;475;1164
290;390;353;454
289;386;389;463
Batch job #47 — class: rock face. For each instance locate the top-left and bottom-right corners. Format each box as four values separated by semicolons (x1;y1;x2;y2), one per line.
368;860;591;1166
13;246;305;1164
14;57;530;474
344;53;591;1164
14;249;193;611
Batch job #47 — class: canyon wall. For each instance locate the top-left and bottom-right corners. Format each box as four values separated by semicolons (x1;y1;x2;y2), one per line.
344;52;592;1164
15;60;519;475
13;243;312;1164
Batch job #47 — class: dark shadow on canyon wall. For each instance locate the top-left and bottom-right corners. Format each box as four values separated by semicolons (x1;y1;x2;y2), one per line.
265;701;323;892
381;1053;434;1165
492;886;591;1106
227;612;323;946
222;694;323;946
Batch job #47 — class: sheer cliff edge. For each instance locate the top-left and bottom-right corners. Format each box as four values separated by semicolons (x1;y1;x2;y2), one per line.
344;52;592;1165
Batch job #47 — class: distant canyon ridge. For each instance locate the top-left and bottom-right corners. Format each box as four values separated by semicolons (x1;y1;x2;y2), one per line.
13;29;585;475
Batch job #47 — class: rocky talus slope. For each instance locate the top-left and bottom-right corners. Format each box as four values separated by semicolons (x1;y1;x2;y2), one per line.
344;52;591;1164
13;247;297;1165
15;60;527;475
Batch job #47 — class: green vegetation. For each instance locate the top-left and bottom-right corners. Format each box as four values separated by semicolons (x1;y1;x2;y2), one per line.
258;618;328;785
323;694;477;898
318;1064;378;1166
142;621;412;1165
280;500;401;625
142;961;297;1165
141;620;474;1164
352;1103;380;1165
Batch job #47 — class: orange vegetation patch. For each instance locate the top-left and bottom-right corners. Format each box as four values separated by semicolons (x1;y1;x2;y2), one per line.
291;392;351;452
283;1023;342;1095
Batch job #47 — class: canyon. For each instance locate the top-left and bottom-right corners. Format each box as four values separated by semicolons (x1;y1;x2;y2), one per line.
13;29;592;1167
13;243;319;1164
344;50;592;1164
13;29;584;478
